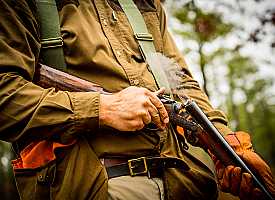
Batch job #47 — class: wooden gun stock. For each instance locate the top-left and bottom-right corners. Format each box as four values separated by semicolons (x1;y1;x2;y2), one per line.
34;63;106;93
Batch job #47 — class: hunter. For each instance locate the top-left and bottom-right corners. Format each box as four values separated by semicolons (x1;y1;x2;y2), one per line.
0;0;274;199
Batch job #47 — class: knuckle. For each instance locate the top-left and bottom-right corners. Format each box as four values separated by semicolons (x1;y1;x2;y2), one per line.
160;109;168;116
138;110;147;117
142;88;150;95
151;113;160;119
152;116;161;123
132;120;144;129
158;110;168;119
136;121;144;130
144;117;151;124
142;99;150;107
156;102;165;110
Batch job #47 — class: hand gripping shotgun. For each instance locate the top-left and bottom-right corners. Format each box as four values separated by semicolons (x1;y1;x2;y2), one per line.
34;63;274;200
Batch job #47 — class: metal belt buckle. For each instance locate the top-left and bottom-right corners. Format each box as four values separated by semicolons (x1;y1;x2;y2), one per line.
128;157;148;176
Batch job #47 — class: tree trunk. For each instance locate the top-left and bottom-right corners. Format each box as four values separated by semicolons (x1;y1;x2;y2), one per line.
198;43;209;97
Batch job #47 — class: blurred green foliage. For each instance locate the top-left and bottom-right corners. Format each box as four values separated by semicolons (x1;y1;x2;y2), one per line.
174;1;233;42
172;0;275;170
171;1;275;199
226;53;275;164
173;1;234;96
0;141;19;199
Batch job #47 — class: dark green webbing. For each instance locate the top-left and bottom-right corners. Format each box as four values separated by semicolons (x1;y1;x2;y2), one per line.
36;0;67;71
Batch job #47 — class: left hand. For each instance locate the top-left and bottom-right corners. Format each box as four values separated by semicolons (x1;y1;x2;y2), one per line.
211;131;275;200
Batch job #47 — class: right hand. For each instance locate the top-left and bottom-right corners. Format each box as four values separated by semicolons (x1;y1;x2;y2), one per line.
99;86;169;132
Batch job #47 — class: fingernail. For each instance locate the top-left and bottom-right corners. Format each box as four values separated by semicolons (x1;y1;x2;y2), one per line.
217;169;223;179
164;118;169;124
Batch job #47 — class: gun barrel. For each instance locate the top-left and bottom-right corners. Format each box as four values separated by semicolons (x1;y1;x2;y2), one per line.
184;100;274;200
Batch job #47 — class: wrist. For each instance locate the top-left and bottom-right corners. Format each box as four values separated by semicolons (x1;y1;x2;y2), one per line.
99;94;112;127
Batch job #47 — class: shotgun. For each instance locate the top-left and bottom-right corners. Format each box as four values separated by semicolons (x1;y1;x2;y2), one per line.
34;63;274;200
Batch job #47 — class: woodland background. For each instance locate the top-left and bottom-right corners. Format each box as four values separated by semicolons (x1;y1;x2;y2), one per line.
1;0;274;199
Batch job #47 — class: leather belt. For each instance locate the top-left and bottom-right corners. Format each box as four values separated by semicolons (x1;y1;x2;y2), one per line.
102;157;190;179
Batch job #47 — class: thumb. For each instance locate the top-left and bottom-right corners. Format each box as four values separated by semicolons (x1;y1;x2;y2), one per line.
154;87;166;96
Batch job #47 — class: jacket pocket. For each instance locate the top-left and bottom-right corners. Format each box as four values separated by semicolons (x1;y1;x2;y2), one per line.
14;161;56;200
161;127;218;200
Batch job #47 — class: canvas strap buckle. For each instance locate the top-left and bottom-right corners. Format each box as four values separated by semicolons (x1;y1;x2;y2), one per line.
128;157;148;176
41;37;64;49
134;33;154;61
134;33;153;41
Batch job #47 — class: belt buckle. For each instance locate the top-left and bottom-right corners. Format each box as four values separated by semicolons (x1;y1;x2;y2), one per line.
128;157;148;176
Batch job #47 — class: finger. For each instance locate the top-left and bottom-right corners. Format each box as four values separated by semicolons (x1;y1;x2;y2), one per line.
215;160;224;180
239;172;253;200
251;188;263;200
230;167;242;196
208;150;216;162
132;119;145;131
154;87;166;96
149;91;169;124
219;165;234;192
147;104;165;130
142;111;151;125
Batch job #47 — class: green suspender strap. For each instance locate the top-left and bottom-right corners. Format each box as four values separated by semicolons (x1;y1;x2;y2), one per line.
36;0;67;71
117;0;172;96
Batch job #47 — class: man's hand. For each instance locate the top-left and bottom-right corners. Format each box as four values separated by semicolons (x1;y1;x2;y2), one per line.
212;131;275;200
99;86;169;131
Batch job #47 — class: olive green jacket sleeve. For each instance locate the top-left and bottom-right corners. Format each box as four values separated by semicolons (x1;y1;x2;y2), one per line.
0;0;99;144
156;1;232;135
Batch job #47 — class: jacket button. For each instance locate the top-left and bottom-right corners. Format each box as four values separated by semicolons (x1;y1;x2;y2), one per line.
117;50;121;56
133;80;139;85
103;19;108;26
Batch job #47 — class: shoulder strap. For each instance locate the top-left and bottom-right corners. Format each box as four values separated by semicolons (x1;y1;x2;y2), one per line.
36;0;67;71
118;0;172;96
118;0;156;60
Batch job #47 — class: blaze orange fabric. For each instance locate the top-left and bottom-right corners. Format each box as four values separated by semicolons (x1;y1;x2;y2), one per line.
12;140;76;169
176;126;185;136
